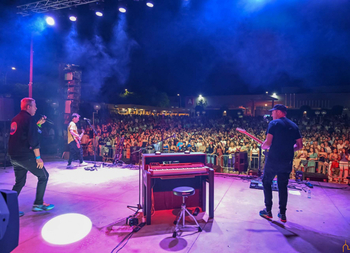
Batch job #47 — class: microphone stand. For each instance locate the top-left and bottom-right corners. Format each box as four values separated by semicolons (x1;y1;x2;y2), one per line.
84;119;99;170
257;145;263;177
127;134;176;212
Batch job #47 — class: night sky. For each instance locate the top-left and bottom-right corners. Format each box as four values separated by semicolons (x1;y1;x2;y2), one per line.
1;0;350;102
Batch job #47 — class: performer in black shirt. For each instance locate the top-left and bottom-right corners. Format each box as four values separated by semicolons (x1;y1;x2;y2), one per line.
260;104;303;222
8;98;55;217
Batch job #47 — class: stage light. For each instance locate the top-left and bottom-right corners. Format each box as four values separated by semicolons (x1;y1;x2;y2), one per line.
90;1;104;17
146;1;154;8
119;7;126;13
69;16;77;21
118;2;127;13
45;17;55;26
41;213;92;245
11;67;16;70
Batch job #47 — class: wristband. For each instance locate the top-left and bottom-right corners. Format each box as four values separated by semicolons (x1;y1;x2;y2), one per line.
37;123;42;127
36;156;41;159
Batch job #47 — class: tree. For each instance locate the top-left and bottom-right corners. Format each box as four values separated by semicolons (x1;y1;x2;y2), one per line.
195;99;207;113
157;92;170;108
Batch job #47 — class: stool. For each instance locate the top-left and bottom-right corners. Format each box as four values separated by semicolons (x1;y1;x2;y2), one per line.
172;186;202;238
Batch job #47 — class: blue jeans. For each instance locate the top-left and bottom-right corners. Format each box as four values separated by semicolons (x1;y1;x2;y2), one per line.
206;154;215;164
228;155;235;168
223;156;228;167
251;155;259;169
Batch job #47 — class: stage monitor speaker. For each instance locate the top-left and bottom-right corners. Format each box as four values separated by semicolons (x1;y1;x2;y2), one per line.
304;172;328;182
235;152;247;164
0;98;15;121
235;152;248;172
0;190;19;253
130;146;141;164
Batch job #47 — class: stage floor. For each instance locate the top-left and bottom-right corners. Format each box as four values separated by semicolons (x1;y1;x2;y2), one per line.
1;157;349;253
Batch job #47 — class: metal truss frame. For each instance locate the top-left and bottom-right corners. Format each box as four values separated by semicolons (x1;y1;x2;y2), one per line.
17;0;100;16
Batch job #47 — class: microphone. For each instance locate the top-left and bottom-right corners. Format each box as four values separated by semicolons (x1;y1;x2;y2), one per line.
40;115;54;125
83;118;91;121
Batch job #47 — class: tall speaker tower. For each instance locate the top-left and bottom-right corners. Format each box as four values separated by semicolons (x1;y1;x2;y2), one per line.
62;64;82;124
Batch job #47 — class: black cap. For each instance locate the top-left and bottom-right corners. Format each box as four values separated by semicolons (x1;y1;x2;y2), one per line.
269;104;287;113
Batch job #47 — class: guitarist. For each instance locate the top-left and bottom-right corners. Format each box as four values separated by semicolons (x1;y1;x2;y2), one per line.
259;104;303;223
67;113;88;168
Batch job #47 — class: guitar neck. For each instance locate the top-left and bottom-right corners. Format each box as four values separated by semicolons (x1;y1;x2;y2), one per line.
236;128;263;144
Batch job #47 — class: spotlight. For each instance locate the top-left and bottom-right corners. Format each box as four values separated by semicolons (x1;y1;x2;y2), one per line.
90;2;104;17
11;67;16;70
68;8;78;22
146;2;154;7
45;16;55;26
41;213;92;245
69;16;77;21
118;2;127;13
119;7;126;13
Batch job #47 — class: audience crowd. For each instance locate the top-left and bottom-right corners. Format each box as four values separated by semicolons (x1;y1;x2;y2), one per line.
66;114;350;183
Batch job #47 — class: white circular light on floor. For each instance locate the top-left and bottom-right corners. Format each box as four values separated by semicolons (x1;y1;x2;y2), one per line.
41;213;92;245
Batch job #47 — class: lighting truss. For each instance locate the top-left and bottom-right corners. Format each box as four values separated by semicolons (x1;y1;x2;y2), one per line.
16;0;101;16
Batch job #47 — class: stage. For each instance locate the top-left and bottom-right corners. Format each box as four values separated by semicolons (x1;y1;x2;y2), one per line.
0;157;349;253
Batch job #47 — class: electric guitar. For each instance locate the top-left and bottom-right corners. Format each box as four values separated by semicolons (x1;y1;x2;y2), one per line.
236;128;263;145
74;130;84;149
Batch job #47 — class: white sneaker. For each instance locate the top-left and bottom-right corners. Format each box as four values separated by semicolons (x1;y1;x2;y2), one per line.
79;162;88;166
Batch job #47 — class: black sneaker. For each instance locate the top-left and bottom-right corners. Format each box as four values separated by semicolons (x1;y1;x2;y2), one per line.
278;212;287;223
259;208;272;219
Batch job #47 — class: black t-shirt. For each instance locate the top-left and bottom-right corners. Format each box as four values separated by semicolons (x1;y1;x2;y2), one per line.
266;117;302;163
8;110;41;159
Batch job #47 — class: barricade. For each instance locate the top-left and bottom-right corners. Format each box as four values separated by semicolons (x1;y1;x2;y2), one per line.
216;152;266;174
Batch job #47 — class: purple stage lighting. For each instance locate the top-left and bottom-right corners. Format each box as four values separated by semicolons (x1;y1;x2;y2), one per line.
95;11;103;17
45;17;55;26
119;7;126;13
69;16;77;22
146;2;154;7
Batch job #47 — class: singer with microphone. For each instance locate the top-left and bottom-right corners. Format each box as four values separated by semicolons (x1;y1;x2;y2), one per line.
8;98;55;216
67;113;88;168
